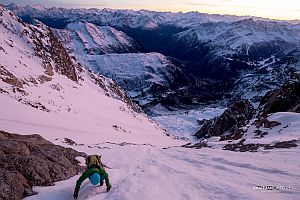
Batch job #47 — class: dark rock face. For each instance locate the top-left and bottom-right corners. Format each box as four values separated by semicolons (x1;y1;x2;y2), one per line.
0;66;24;88
181;142;210;149
194;99;255;139
31;24;78;82
259;81;300;117
0;169;36;200
254;117;281;129
0;131;86;200
48;29;78;82
223;139;298;152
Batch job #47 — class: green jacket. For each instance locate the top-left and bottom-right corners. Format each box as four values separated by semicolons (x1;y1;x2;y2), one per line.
74;165;110;194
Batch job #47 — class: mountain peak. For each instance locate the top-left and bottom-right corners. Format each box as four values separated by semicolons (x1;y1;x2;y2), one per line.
29;4;46;10
234;18;255;25
4;3;19;9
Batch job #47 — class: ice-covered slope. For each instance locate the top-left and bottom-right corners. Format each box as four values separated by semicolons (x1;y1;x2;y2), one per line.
55;22;140;55
0;6;178;147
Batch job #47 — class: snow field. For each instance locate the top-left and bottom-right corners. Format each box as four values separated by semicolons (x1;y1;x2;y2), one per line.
25;141;300;200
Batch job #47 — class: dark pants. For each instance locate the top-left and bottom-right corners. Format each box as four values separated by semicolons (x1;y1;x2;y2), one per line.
99;174;104;186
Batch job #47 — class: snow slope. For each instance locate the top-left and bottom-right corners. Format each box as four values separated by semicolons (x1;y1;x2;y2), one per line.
152;105;226;141
244;112;300;144
1;109;298;200
55;22;140;55
16;116;300;200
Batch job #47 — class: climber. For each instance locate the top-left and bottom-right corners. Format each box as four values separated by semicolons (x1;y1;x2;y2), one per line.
73;155;111;199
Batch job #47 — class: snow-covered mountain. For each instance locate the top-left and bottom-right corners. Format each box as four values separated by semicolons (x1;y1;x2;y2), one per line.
0;5;176;146
173;19;300;57
4;3;262;30
75;53;189;106
54;22;141;54
176;19;300;48
54;23;191;108
167;19;300;79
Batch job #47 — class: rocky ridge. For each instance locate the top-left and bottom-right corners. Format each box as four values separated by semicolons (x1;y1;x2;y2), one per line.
195;99;255;140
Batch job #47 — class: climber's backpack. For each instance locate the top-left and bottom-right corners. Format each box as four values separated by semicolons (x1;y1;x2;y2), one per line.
86;155;102;168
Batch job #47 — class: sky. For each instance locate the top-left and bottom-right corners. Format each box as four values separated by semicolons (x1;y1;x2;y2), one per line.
0;0;299;20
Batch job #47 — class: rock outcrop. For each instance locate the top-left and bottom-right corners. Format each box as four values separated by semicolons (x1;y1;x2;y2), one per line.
259;80;300;117
194;99;255;139
0;131;86;200
223;139;298;152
